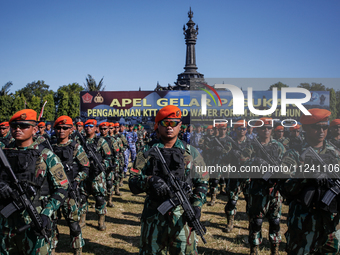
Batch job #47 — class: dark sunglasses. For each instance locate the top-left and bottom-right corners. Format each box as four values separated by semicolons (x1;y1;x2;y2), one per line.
55;126;71;131
100;128;108;131
109;128;114;130
76;125;83;127
276;130;284;133
159;120;180;128
310;124;329;131
258;126;273;130
0;127;9;130
237;127;247;131
10;123;34;130
84;124;94;128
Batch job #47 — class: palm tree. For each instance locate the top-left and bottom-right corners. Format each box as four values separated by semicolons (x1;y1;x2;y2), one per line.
83;74;105;91
0;81;13;96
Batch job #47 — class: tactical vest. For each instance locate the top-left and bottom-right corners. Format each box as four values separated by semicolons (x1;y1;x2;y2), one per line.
252;140;280;160
1;145;49;207
102;136;116;158
52;140;78;182
0;135;11;147
289;136;304;151
87;137;103;176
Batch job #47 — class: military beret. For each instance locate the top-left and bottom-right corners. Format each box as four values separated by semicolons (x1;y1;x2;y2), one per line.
289;124;301;131
155;105;181;123
114;123;119;127
84;119;97;126
206;125;213;130
76;121;84;126
330;119;340;127
99;122;109;127
38;122;46;127
54;116;73;127
254;118;272;127
9;109;37;123
133;126;137;130
234;120;247;128
0;122;9;127
300;108;331;125
275;126;284;131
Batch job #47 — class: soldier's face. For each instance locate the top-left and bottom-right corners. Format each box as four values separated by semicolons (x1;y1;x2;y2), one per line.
120;125;125;132
55;125;72;139
0;126;9;136
158;118;181;140
100;126;109;136
290;130;300;137
76;125;83;131
85;124;96;136
236;126;247;136
10;122;37;141
38;126;45;133
46;124;51;131
330;125;340;136
247;126;253;134
207;129;214;135
257;125;272;139
197;126;202;133
303;122;328;143
275;130;284;138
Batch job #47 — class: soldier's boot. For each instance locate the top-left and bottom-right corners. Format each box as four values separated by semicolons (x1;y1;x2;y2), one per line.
208;193;217;206
225;214;234;233
79;214;86;228
51;248;56;255
114;185;122;196
98;214;106;231
270;243;279;255
107;194;115;208
73;248;82;255
250;244;259;255
119;177;124;187
219;184;227;195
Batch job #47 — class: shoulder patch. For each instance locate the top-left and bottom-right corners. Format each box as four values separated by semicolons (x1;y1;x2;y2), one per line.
50;163;69;186
77;151;89;166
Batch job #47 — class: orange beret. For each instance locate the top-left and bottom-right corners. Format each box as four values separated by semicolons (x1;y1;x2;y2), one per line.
254;118;272;127
108;122;114;127
234;120;247;128
38;122;46;127
84;119;97;126
206;125;213;130
155;105;181;123
300;108;331;125
289;124;301;131
54;116;73;127
275;126;284;131
217;124;227;129
76;122;83;126
114;123;120;127
9;109;37;123
99;122;109;127
330;119;340;127
0;122;9;127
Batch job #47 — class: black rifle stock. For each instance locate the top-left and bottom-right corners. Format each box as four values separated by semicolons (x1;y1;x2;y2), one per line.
153;146;207;244
0;147;49;242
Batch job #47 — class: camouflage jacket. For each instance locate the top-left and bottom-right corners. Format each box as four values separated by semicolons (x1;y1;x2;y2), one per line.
129;138;209;218
85;136;111;173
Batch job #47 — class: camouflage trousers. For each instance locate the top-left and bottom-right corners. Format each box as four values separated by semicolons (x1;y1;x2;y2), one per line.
123;149;130;173
226;178;250;216
106;170;116;195
79;171;107;215
0;213;52;255
139;206;198;255
51;197;85;250
248;182;282;246
285;202;340;255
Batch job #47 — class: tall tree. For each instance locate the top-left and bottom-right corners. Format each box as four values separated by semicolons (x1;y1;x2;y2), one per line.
0;95;13;121
12;93;27;113
298;82;326;91
28;95;41;114
268;81;289;91
57;91;69;116
18;80;53;102
68;93;80;118
0;81;13;96
83;74;105;91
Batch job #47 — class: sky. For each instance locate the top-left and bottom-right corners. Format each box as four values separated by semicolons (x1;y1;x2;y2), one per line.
1;0;340;93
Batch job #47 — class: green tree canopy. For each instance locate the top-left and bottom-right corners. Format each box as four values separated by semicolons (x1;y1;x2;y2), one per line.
0;81;13;96
29;95;41;114
0;95;13;122
268;81;289;91
83;74;105;91
18;80;53;102
42;93;56;121
12;92;27;113
57;91;69;117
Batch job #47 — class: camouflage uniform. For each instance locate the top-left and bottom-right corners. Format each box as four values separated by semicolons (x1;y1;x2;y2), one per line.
0;141;69;255
328;137;340;151
52;140;90;251
281;140;340;254
78;137;111;217
0;141;4;149
129;139;208;254
275;136;290;150
125;130;138;172
0;131;12;147
240;138;285;248
136;129;145;153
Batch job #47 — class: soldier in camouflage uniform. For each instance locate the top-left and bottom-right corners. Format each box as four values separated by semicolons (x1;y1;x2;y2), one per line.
240;118;286;255
99;122;119;207
136;124;145;153
328;119;340;150
287;124;303;150
0;122;12;147
129;105;208;255
78;119;111;231
0;141;4;149
37;122;51;141
0;109;69;255
51;116;90;255
273;125;289;149
281;109;340;255
224;121;251;233
125;124;138;174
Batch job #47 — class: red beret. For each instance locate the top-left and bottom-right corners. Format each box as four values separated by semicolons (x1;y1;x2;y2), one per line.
0;122;9;127
99;122;109;127
234;120;247;128
254;118;272;127
330;119;340;127
84;119;97;126
54;116;73;127
108;122;114;127
76;121;83;126
38;122;46;127
275;126;284;131
300;108;331;125
9;109;37;123
155;105;181;123
114;123;120;127
289;124;301;131
206;125;213;130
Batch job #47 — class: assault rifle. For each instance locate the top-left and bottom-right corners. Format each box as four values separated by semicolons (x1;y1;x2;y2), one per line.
329;141;340;153
0;147;49;242
302;146;340;209
152;146;207;244
253;137;281;181
75;130;106;174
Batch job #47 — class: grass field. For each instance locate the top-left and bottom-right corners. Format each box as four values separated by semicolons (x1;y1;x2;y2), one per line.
55;178;289;255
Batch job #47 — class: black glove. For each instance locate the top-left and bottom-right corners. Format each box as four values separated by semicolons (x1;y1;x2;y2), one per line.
39;214;52;238
72;181;78;190
148;176;170;198
0;181;13;200
315;173;329;188
186;206;201;228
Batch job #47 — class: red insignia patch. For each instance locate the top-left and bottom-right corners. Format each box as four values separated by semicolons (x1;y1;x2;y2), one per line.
60;179;68;185
130;168;139;173
21;113;27;120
